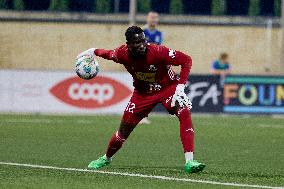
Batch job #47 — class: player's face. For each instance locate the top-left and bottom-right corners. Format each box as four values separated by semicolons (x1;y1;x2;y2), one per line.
147;13;159;27
127;33;147;57
221;57;228;64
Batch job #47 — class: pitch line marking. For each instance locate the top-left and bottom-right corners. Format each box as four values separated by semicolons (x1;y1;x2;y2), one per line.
3;119;284;128
0;162;283;189
0;119;94;124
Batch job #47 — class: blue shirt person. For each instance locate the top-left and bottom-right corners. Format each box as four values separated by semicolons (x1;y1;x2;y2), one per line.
143;12;163;45
211;53;231;75
144;28;163;45
211;53;231;87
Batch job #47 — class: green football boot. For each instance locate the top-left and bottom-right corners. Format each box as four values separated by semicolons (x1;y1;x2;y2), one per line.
184;160;206;173
88;155;111;169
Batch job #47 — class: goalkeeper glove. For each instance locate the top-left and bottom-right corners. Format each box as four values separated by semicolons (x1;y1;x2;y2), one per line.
77;48;96;59
171;84;192;109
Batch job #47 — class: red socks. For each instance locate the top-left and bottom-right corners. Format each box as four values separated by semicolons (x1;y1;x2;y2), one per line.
177;107;194;153
106;131;126;158
105;108;194;159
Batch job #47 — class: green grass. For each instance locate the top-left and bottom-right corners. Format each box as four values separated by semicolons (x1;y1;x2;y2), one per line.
0;114;283;189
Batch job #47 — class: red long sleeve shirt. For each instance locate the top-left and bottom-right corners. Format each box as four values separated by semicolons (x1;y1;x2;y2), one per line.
95;43;192;93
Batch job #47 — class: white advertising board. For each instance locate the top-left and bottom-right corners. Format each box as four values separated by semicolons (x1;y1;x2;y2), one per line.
0;70;133;114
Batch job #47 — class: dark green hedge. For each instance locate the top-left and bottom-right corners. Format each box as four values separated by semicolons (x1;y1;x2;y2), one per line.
0;0;281;17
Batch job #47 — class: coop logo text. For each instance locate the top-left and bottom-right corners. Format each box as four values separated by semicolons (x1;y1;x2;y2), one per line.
50;76;132;108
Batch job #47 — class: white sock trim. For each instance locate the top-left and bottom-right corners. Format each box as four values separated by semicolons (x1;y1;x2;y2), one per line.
104;154;112;161
185;152;194;163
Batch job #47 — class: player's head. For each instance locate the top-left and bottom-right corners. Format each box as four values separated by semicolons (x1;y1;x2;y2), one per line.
219;53;229;63
125;26;147;57
147;11;159;28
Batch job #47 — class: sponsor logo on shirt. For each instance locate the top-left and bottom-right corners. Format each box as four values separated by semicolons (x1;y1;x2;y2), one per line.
135;72;156;82
169;49;176;59
149;65;157;72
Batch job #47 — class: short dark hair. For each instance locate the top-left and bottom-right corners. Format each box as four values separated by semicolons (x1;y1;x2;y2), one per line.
220;53;228;59
125;26;144;41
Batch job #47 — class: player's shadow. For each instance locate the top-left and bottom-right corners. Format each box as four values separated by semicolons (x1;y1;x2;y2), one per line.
110;165;183;173
111;165;183;171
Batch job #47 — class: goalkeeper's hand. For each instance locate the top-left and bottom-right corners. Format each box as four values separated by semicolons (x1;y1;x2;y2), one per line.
77;48;96;59
171;84;192;109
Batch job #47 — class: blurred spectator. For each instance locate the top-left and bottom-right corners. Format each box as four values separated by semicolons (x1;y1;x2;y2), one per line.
182;0;212;15
151;0;170;13
260;0;274;16
226;0;249;15
211;53;231;75
211;53;231;86
143;12;163;45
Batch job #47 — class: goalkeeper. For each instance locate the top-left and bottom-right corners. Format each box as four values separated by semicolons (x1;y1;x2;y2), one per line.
77;26;205;173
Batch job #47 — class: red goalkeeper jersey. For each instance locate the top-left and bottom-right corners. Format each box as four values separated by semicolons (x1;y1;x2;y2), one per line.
95;43;192;93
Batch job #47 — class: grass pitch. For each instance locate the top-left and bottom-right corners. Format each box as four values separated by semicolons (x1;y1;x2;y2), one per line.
0;114;283;189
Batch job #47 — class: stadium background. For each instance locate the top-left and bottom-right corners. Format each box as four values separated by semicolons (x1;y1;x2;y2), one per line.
0;1;283;189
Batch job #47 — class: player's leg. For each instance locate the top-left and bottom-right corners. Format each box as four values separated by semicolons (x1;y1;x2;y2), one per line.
104;91;157;160
177;107;195;160
104;120;138;160
88;91;156;169
87;121;138;170
161;85;194;157
161;84;205;173
175;107;205;173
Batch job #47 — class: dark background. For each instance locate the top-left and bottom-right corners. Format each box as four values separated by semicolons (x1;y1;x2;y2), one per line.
2;0;278;16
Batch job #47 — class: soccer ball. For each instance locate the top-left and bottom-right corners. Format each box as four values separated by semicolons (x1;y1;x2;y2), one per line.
75;55;99;80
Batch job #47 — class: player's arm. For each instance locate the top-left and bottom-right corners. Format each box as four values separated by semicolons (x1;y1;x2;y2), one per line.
210;61;221;75
219;69;231;75
159;46;192;108
158;32;163;45
77;46;124;63
174;51;192;85
159;46;192;84
211;63;231;75
224;64;231;75
211;69;220;74
94;49;119;62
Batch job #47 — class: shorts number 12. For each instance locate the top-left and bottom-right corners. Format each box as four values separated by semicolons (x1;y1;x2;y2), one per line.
125;102;136;113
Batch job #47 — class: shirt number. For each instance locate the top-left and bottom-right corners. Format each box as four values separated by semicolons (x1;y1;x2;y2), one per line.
125;102;136;113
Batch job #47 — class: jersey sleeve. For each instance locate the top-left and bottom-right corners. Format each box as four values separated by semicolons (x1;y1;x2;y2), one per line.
211;61;218;70
94;45;125;64
226;63;231;70
158;46;192;84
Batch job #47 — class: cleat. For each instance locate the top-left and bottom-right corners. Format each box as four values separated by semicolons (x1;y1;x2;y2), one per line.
184;160;206;173
88;155;111;169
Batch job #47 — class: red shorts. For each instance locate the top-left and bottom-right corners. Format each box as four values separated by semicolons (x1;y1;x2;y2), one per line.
122;84;177;125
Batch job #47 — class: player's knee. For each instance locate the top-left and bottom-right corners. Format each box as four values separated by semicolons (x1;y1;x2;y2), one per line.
118;121;136;139
112;131;126;143
175;106;190;118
